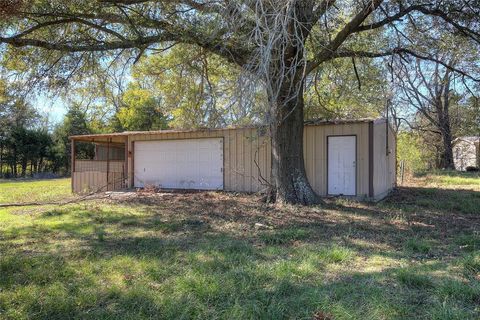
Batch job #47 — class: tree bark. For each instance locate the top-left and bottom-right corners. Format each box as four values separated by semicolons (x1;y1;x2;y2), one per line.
437;71;455;170
21;158;27;177
263;2;321;206
270;80;321;205
440;128;454;169
12;149;17;177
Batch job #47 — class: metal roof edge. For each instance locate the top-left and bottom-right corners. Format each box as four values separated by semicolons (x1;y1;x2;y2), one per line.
70;118;385;140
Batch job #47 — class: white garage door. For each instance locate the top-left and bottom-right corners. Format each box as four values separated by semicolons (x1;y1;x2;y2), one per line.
328;136;356;196
134;138;224;190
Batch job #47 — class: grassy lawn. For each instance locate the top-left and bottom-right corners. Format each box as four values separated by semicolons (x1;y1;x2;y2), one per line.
416;170;480;188
0;175;479;319
0;179;72;204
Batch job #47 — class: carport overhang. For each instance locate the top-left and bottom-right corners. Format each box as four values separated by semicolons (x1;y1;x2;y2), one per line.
69;132;128;144
69;133;129;192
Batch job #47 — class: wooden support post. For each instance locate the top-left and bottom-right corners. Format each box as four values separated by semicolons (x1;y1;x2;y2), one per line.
131;141;135;189
71;139;76;192
106;138;110;191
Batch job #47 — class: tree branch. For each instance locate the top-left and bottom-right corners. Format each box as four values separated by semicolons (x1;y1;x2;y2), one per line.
355;4;424;32
306;0;384;73
329;48;480;82
0;34;170;52
355;4;480;43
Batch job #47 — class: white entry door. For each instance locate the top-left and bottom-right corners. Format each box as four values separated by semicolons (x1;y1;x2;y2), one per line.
328;136;356;196
134;138;224;190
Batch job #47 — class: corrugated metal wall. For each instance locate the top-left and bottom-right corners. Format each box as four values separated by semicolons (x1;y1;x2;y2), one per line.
75;160;124;173
73;160;125;193
73;172;124;193
126;122;371;197
72;121;400;199
303;123;370;197
127;127;270;193
372;120;396;199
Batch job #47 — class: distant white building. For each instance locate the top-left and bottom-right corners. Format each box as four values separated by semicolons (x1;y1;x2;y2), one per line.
453;136;480;171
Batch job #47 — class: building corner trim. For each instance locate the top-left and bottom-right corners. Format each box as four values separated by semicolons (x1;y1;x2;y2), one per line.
368;122;374;198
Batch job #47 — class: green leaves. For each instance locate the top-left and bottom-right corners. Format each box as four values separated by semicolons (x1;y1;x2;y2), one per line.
125;44;257;129
116;84;168;131
305;57;388;120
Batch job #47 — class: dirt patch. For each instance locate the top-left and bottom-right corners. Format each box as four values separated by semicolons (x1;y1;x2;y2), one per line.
94;187;479;256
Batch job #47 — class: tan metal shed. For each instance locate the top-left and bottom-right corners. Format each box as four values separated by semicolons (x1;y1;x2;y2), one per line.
70;118;396;200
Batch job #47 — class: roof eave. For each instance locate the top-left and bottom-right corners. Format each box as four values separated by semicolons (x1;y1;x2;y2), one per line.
69;118;385;140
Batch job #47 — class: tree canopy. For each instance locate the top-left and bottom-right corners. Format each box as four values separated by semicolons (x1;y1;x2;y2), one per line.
1;0;479;203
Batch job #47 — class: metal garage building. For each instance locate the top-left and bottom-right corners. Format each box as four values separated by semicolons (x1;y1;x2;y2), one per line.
70;118;396;200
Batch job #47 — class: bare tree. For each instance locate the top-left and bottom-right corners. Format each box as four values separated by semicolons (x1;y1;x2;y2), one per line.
393;58;457;168
1;0;479;204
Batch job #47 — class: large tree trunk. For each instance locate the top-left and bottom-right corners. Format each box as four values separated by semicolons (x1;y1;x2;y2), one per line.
270;80;321;205
440;129;454;169
21;159;27;177
264;2;321;205
437;71;455;170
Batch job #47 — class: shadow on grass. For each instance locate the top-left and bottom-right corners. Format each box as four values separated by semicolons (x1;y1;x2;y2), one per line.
1;187;479;319
3;186;478;259
1;229;478;319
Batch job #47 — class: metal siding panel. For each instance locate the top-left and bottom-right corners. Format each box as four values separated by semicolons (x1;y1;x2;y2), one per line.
230;129;237;191
224;131;230;191
323;125;334;194
371;121;395;199
73;123;379;197
305;127;315;190
235;129;243;191
312;126;320;195
303;127;310;187
253;130;261;192
316;126;326;195
365;122;371;195
245;129;252;192
240;129;246;192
